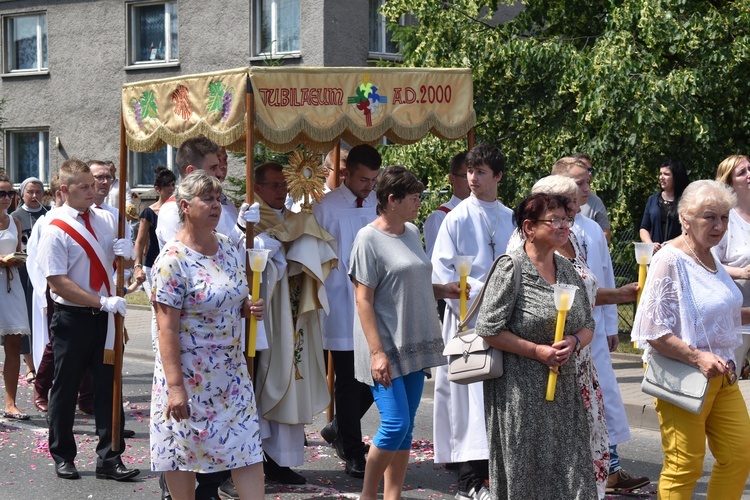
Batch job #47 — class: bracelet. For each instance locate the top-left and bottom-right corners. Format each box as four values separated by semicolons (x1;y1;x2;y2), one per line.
572;334;581;352
133;263;143;269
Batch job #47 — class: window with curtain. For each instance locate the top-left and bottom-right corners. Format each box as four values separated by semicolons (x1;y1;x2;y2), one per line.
255;0;300;56
7;131;49;182
3;13;47;73
127;1;178;65
130;146;177;187
369;0;399;56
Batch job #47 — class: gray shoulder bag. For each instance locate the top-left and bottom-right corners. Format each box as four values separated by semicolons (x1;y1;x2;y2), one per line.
442;253;521;385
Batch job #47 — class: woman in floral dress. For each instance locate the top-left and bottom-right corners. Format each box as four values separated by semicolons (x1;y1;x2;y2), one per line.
151;171;265;499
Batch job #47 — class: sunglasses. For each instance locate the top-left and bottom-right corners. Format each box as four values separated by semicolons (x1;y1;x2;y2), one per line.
0;190;17;199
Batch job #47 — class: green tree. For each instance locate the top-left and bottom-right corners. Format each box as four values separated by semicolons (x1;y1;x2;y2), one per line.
379;0;750;237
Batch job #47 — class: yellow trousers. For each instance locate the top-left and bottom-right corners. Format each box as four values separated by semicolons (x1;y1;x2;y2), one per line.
656;375;750;499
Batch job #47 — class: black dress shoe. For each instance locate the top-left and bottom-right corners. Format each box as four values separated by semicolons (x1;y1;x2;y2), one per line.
320;417;347;460
95;461;140;481
264;454;306;485
345;455;366;479
56;461;80;479
122;429;136;438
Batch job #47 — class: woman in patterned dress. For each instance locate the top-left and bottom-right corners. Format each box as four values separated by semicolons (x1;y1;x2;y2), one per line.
151;171;265;499
476;193;597;499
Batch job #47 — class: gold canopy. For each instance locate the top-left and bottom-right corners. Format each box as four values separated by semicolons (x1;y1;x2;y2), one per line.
122;66;476;153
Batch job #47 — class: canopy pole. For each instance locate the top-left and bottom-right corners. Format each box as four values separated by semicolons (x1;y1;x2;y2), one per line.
468;127;475;150
112;113;127;452
244;78;256;380
326;142;342;422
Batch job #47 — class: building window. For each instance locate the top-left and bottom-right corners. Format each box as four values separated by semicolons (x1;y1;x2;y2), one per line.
6;130;49;182
130;145;177;187
369;0;399;56
3;13;47;73
254;0;300;57
127;1;178;66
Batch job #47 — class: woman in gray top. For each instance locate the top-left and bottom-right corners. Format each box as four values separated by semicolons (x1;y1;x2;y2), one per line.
349;165;461;500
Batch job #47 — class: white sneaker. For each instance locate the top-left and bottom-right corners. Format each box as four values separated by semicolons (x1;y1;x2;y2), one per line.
469;485;491;500
455;492;473;500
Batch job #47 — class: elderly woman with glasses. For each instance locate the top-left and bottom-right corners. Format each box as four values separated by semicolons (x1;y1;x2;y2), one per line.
632;180;750;498
476;192;597;499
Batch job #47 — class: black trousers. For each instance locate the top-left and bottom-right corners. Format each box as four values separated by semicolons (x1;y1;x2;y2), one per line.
48;307;125;465
331;350;374;459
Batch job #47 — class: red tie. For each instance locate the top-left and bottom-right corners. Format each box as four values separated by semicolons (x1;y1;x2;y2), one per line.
79;211;98;240
356;197;364;208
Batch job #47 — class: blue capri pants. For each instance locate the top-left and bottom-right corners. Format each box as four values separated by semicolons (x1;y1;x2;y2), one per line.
370;370;426;451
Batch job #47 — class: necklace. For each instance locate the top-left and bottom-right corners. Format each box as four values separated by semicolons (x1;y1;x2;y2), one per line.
472;198;499;259
682;235;718;274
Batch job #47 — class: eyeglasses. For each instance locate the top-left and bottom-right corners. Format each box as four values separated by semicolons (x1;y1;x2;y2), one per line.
93;174;114;182
535;218;574;229
726;359;738;386
454;173;468;179
257;182;288;190
0;190;17;199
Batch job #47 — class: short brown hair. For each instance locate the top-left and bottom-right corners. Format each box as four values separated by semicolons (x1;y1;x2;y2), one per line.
175;136;220;177
375;165;424;215
59;159;90;186
551;156;587;175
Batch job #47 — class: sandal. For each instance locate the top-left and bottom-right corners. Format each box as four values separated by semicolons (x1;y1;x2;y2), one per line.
25;370;36;383
3;411;30;421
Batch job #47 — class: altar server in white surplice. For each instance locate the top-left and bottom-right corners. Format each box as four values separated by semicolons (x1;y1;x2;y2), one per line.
431;144;514;500
422;151;470;260
313;144;380;479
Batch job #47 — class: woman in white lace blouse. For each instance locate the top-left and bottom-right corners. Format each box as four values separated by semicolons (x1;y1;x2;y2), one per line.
632;180;750;498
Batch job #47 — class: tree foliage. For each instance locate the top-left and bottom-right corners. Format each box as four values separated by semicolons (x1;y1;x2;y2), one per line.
378;0;750;236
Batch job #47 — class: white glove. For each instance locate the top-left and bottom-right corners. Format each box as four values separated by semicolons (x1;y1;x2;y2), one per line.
113;238;136;260
237;202;261;228
100;296;127;316
254;232;282;258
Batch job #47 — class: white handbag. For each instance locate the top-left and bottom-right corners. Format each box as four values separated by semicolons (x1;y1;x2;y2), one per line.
641;352;708;414
640;275;711;414
443;253;520;385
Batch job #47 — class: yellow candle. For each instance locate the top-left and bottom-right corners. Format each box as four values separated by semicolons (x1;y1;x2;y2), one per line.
546;309;568;401
246;271;261;358
458;261;471;277
636;263;647;305
459;275;468;327
250;254;264;272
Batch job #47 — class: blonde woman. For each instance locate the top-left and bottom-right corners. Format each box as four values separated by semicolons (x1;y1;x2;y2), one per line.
714;155;750;375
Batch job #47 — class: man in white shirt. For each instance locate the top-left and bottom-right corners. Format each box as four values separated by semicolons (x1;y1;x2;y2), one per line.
104;161;133;209
572;152;612;243
431;144;514;500
423;151;470;259
552;157;649;492
313;144;381;478
36;159;138;482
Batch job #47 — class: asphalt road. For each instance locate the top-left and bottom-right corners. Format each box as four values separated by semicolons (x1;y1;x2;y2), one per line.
0;355;748;499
